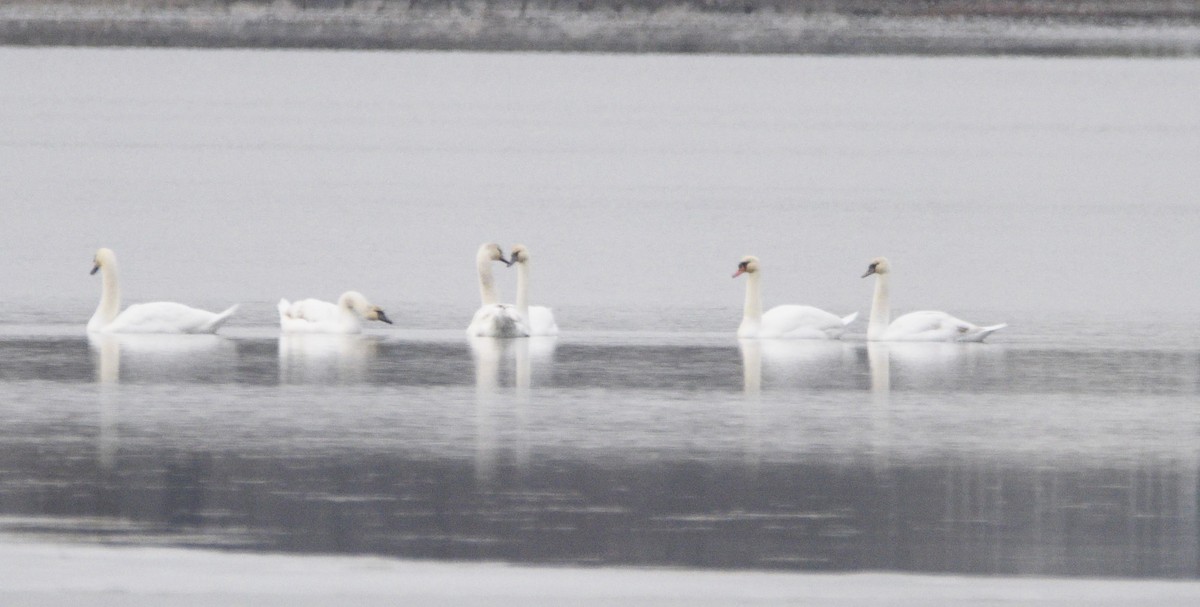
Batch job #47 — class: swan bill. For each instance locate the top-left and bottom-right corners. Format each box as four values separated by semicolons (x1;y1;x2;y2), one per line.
376;309;393;325
90;263;100;275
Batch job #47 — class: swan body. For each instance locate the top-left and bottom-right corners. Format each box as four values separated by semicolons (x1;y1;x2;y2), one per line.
88;248;238;334
862;257;1006;342
510;244;559;337
278;291;392;334
467;243;529;338
733;256;856;339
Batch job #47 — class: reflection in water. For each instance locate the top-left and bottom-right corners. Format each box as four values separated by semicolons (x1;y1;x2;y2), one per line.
469;336;558;484
4;336;1200;577
86;333;237;493
738;339;761;396
278;334;379;384
88;333;237;384
88;334;120;472
737;339;855;393
469;336;505;485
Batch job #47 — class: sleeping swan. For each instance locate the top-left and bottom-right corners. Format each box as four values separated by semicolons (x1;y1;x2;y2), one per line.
510;244;559;337
862;257;1006;342
466;243;529;338
278;291;392;334
87;247;238;334
733;256;857;339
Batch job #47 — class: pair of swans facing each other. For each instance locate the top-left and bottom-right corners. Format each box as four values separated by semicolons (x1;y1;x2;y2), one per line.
468;243;559;338
733;255;1005;343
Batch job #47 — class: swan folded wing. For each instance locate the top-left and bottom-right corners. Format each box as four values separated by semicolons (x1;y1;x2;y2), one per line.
104;302;235;334
527;306;559;337
282;298;339;323
886;311;972;341
759;305;848;339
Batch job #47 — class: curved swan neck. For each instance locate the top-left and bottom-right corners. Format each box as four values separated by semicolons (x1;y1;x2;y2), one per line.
742;271;763;325
868;272;891;341
515;261;530;318
90;260;121;332
337;292;365;317
477;252;500;306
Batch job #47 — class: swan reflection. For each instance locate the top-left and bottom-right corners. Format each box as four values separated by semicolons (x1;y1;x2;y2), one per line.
738;339;853;393
469;336;557;484
277;334;379;384
876;342;1000;391
88;333;235;384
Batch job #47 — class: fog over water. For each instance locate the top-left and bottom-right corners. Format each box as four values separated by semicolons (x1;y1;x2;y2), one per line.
2;48;1198;324
1;48;1199;581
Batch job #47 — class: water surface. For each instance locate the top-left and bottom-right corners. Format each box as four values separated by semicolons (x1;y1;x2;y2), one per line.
0;48;1198;579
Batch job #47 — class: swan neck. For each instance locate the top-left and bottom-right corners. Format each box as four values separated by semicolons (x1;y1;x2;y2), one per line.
477;255;499;306
743;271;763;325
515;261;530;318
868;272;890;341
89;261;121;331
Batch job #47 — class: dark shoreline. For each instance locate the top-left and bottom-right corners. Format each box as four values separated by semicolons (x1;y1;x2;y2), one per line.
2;2;1199;56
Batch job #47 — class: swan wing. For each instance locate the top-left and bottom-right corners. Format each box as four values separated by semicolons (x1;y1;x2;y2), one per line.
885;311;975;342
279;298;362;334
282;299;340;323
104;302;237;334
527;306;559;336
758;305;850;339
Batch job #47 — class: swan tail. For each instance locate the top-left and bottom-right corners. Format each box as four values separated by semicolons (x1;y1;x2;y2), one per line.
203;304;239;333
840;311;859;326
277;299;291;319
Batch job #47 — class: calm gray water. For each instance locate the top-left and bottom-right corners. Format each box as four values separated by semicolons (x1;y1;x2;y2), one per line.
1;48;1199;578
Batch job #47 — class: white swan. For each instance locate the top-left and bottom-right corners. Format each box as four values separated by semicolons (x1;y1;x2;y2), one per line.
733;256;857;339
466;243;529;338
510;244;559;337
87;248;238;334
862;257;1006;342
277;291;392;334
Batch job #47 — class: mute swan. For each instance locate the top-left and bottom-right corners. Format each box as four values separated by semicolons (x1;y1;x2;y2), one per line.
862;257;1006;342
467;243;529;338
88;248;238;334
510;244;559;337
733;256;857;339
277;291;393;334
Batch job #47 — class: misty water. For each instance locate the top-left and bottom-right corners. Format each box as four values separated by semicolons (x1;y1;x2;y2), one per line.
2;47;1200;579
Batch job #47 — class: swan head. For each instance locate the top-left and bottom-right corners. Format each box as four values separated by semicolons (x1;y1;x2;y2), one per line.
91;247;116;275
732;256;760;278
367;307;393;324
862;257;891;278
340;291;393;324
509;244;530;265
477;243;512;267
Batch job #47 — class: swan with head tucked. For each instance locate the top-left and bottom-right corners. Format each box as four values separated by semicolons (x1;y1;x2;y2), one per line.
733;256;857;339
862;257;1006;342
87;247;238;334
510;244;559;337
467;243;529;338
277;291;392;334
